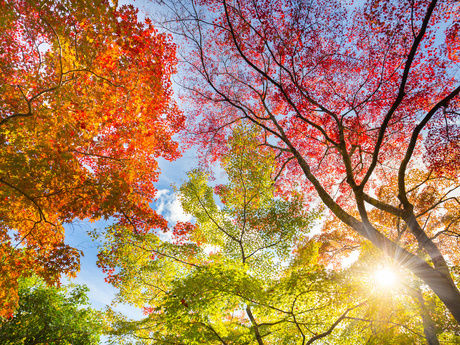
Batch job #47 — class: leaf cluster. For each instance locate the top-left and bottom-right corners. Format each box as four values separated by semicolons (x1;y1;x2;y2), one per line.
0;276;103;345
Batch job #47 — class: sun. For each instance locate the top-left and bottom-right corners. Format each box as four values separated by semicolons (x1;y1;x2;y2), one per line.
374;267;398;288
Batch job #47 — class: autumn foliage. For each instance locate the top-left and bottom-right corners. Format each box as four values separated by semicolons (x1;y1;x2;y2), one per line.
0;0;182;317
164;0;460;322
2;0;460;341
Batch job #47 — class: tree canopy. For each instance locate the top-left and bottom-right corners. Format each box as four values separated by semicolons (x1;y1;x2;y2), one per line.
161;0;460;323
98;128;352;344
97;127;459;344
0;276;103;345
1;0;459;342
0;0;182;316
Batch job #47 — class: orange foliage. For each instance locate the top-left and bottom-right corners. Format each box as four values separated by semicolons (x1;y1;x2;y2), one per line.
0;0;183;316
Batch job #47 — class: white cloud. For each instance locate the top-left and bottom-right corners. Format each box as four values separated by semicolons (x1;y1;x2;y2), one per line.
154;189;192;224
168;196;192;223
155;189;170;198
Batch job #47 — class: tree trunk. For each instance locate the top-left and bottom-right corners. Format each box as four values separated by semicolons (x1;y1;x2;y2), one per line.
292;152;460;323
414;287;439;345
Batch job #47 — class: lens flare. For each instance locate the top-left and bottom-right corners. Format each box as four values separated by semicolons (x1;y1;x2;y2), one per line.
374;267;398;288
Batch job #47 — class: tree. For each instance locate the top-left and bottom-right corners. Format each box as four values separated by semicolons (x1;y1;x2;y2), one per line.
161;0;460;322
0;0;183;316
98;127;448;344
0;276;103;345
97;127;379;345
340;245;460;345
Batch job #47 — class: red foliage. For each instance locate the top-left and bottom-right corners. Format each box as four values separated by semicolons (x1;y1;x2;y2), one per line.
183;0;457;206
172;222;197;245
174;0;460;320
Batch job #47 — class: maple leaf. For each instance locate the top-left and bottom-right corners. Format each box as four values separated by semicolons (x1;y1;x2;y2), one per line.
0;0;183;317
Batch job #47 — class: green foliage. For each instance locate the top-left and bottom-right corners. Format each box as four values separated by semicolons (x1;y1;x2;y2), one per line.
0;276;103;345
96;125;456;344
97;126;376;344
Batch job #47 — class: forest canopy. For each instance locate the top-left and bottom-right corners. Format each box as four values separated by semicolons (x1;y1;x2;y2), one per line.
0;0;459;344
0;0;182;316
